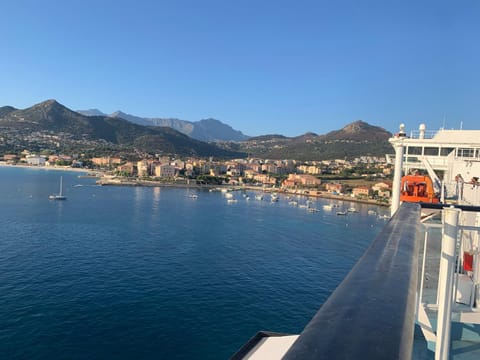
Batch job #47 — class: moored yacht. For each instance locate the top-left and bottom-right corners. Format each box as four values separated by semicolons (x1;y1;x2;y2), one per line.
322;204;333;211
49;176;66;200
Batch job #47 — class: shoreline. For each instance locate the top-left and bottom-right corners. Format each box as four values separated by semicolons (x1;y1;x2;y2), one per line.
97;178;390;207
0;163;91;174
0;163;389;207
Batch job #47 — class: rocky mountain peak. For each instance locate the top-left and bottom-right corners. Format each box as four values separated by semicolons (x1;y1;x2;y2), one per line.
110;110;127;118
324;120;391;142
341;120;370;133
38;99;61;108
31;99;72;114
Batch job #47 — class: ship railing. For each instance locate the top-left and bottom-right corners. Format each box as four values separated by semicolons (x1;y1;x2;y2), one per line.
232;203;480;360
417;203;480;360
386;154;450;169
403;156;449;169
282;202;422;360
459;183;480;206
442;180;480;206
408;129;438;139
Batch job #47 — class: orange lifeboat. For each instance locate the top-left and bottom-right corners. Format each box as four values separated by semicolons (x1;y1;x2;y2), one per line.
400;175;439;203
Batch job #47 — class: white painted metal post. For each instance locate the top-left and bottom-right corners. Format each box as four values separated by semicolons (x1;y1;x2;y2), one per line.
417;229;429;322
389;125;405;216
435;207;461;360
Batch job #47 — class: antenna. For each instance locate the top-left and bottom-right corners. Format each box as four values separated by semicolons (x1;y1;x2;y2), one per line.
441;113;446;130
460;121;463;130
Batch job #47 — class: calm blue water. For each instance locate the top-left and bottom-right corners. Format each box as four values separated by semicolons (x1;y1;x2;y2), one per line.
0;167;389;359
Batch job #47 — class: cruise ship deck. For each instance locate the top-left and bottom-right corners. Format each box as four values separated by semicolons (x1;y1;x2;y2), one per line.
232;125;480;360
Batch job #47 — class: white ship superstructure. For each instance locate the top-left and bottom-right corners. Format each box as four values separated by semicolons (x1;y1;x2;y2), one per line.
389;124;480;360
389;124;480;208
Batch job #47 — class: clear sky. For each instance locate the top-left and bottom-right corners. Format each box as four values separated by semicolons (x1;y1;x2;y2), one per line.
1;0;479;137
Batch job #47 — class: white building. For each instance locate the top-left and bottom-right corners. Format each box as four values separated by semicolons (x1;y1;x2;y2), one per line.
26;154;46;166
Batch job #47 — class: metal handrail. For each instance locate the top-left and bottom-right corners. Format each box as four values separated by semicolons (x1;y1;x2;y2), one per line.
282;202;422;360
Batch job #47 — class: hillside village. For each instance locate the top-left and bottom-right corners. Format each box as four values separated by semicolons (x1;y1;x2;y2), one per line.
1;151;393;205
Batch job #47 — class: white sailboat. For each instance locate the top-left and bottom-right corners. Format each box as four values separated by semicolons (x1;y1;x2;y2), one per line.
49;176;67;200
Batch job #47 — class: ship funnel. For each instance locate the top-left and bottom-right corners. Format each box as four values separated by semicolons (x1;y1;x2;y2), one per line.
419;123;426;139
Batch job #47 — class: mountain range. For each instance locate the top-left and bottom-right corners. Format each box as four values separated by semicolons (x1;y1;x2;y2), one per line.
0;99;393;160
0;100;243;158
77;109;249;142
225;121;393;161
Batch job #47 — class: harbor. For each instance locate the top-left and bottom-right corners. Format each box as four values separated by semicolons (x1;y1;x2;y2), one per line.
0;166;388;360
94;177;391;207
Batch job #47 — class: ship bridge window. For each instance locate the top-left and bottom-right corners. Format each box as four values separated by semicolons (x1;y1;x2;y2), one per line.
457;148;475;158
440;147;455;156
407;146;422;155
423;147;439;156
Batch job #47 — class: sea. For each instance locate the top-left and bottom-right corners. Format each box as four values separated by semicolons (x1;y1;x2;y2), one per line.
0;167;390;359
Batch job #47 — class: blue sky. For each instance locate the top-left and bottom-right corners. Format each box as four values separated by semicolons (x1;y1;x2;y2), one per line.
1;0;479;137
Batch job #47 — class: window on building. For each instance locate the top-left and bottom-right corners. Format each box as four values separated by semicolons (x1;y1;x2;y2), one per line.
440;147;455;156
423;147;439;156
457;148;475;158
407;146;422;155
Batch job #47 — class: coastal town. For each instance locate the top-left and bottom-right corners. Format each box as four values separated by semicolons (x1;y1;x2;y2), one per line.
1;151;393;205
4;1;480;359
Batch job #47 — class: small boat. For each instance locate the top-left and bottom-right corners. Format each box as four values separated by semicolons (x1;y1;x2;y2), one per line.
255;194;263;201
227;198;238;203
336;211;347;216
188;194;198;199
367;210;376;215
347;207;358;213
270;194;279;202
323;204;333;211
49;176;67;200
288;201;298;206
225;193;234;199
307;207;319;212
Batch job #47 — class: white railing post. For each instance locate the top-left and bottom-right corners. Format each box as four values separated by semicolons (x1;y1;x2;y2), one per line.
417;229;429;321
389;125;406;217
435;206;461;360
